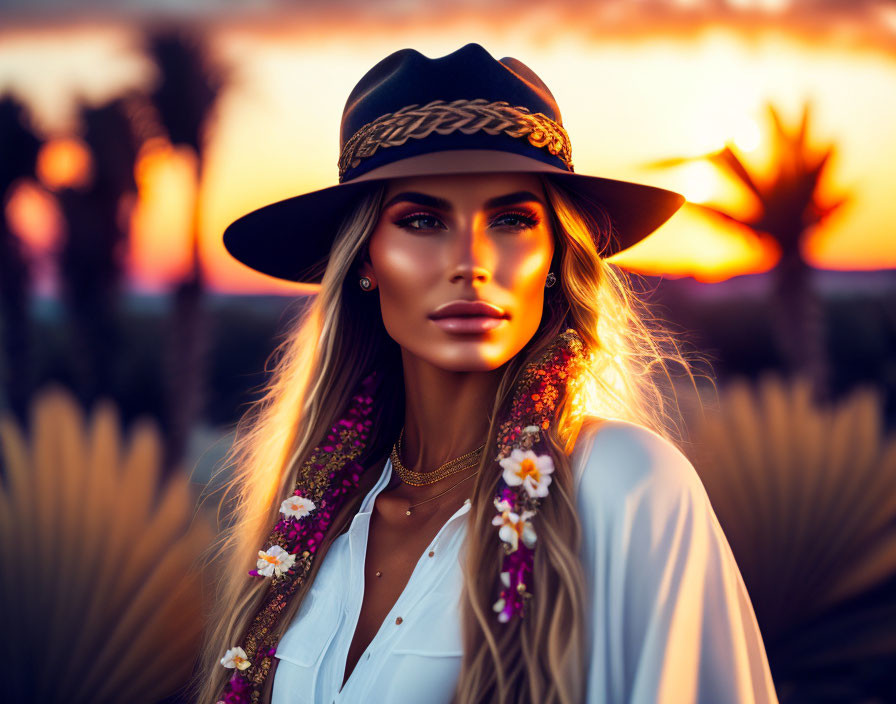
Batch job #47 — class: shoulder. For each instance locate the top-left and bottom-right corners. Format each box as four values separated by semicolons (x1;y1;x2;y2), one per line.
570;420;779;703
569;416;707;521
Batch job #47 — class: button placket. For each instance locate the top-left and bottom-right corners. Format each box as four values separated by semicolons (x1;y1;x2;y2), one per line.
333;460;393;703
333;478;472;702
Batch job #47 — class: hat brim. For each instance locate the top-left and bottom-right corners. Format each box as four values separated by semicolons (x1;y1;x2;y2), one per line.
222;149;686;284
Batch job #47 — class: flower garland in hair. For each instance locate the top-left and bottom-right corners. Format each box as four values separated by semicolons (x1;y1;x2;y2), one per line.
215;373;378;704
490;328;586;623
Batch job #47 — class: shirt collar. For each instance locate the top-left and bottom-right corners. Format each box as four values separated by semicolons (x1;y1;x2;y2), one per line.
358;457;473;525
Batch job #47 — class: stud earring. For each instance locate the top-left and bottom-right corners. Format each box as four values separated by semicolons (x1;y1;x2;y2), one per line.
359;276;373;290
545;272;557;288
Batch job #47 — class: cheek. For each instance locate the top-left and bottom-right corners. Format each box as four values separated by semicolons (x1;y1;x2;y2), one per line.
511;249;552;289
368;231;437;319
499;239;554;311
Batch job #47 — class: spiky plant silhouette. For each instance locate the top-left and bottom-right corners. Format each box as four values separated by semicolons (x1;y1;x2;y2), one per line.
143;29;226;476
0;95;41;424
656;102;848;399
689;375;896;701
0;386;215;703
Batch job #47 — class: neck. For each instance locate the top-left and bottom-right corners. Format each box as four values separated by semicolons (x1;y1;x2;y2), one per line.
398;348;505;473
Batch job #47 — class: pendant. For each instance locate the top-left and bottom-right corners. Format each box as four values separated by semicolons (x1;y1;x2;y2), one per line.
406;509;412;516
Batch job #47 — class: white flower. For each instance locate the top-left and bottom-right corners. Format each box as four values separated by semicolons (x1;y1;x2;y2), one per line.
220;645;251;670
256;545;297;577
522;425;540;436
499;448;554;498
280;495;315;519
491;500;537;551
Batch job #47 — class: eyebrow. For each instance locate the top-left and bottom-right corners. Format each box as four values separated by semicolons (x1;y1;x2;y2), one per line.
383;191;451;211
382;190;544;212
483;191;544;209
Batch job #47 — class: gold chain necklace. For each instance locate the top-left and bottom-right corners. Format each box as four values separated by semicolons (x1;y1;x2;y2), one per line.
404;470;479;516
375;470;478;580
390;427;486;486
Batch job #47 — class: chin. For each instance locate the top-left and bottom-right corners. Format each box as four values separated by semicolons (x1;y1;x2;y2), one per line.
411;336;527;373
429;354;507;373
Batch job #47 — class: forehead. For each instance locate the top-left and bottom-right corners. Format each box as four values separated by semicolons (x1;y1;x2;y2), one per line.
381;172;546;207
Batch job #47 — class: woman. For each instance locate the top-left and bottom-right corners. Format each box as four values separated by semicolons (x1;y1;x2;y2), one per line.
196;44;778;703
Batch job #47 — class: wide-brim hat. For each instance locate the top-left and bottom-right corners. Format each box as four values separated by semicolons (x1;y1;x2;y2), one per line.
223;43;686;284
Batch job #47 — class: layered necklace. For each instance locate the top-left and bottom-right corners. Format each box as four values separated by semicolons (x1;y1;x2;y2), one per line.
390;427;485;516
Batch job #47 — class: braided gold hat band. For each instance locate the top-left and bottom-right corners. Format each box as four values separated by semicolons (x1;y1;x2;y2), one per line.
338;98;574;181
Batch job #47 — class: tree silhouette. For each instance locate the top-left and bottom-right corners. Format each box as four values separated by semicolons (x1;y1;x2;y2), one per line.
0;94;42;425
143;29;226;474
657;101;848;399
55;96;141;407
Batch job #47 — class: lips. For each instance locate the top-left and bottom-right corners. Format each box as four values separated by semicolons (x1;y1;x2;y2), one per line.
428;300;508;334
428;300;507;320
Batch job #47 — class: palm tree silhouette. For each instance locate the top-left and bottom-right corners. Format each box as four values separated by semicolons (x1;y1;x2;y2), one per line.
0;94;42;425
55;97;141;407
657;101;848;399
143;29;226;474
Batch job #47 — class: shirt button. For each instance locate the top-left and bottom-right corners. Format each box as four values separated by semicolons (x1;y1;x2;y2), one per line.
395;616;403;625
428;550;435;557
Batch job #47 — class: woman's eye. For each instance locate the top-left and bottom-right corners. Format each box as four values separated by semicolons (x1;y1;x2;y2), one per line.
393;209;539;231
394;213;445;231
491;211;539;230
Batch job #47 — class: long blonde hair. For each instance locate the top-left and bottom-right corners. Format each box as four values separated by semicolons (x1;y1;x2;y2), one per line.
191;175;696;704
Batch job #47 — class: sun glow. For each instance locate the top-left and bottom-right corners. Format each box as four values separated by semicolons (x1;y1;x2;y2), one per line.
1;24;894;293
37;137;92;190
678;161;718;204
128;140;196;291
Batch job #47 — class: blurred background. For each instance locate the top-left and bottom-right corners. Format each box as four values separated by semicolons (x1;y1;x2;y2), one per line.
0;1;894;702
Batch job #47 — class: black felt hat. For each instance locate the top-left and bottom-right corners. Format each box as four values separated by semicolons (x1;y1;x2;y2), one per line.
223;43;685;284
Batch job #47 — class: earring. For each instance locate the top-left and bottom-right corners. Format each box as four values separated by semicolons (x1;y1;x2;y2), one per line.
545;272;557;288
359;276;373;290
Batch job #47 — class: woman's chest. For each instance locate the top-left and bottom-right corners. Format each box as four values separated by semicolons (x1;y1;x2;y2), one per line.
346;508;456;668
270;506;469;704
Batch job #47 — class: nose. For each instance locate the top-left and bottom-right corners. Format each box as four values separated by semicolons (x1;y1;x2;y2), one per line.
448;216;493;285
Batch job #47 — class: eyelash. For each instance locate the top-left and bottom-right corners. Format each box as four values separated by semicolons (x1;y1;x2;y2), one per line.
393;209;540;232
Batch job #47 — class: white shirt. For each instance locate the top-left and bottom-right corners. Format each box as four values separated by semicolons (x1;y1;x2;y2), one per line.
271;418;778;703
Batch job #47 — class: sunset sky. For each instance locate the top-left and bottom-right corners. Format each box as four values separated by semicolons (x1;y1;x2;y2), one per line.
1;1;895;295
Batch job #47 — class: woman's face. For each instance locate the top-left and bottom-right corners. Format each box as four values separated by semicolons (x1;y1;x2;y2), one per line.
359;172;555;372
